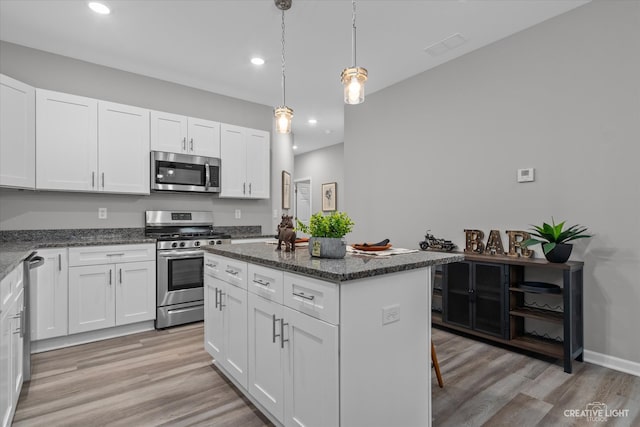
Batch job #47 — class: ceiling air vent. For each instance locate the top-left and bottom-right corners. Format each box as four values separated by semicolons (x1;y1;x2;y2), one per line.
424;33;467;57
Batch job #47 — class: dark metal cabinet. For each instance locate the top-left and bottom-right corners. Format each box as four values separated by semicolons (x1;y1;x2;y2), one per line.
443;261;508;339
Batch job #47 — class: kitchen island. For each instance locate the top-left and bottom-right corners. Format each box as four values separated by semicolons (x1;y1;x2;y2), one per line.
203;243;462;427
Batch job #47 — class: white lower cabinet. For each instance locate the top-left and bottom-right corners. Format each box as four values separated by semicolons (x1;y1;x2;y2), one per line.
31;248;68;340
204;265;248;388
282;306;338;427
68;245;155;335
0;264;25;427
206;255;339;427
248;293;284;420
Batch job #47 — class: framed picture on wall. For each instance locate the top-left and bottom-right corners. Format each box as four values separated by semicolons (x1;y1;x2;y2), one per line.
322;182;337;211
282;171;291;210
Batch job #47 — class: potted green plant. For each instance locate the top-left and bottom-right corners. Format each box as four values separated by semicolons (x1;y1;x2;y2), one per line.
520;218;592;263
296;211;354;258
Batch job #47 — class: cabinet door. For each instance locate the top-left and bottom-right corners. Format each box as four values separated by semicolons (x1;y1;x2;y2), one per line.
443;262;472;328
248;293;284;422
221;282;248;388
115;261;156;326
219;124;247;198
283;306;338;427
0;309;13;427
31;248;68;340
68;265;115;334
187;118;220;158
204;274;224;360
150;110;187;154
98;102;150;194
245;129;270;199
36;89;98;191
10;290;23;407
472;263;506;338
0;74;35;189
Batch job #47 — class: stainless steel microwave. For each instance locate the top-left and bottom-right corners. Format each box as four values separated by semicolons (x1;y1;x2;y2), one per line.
151;151;221;193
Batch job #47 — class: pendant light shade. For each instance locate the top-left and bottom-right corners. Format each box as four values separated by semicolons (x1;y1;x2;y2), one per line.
275;0;293;134
275;106;293;134
341;67;368;105
341;0;367;105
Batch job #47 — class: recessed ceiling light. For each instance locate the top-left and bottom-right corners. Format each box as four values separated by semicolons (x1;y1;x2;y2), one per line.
292;145;298;150
88;2;110;15
308;119;317;125
251;57;265;66
325;129;332;134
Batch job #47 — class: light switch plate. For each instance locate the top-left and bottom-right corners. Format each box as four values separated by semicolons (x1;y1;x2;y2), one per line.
235;209;241;219
517;168;535;183
98;207;107;219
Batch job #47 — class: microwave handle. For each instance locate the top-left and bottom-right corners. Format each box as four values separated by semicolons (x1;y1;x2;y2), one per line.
205;162;211;190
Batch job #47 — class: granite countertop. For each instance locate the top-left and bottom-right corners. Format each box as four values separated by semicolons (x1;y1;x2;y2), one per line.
204;242;463;282
0;228;155;282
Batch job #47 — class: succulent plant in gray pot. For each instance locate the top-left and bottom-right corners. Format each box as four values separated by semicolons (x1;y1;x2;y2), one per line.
296;211;354;258
520;218;592;263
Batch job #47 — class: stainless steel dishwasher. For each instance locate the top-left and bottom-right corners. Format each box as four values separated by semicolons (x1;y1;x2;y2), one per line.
23;252;44;381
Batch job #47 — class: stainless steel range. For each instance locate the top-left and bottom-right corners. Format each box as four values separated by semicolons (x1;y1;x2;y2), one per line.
145;210;231;328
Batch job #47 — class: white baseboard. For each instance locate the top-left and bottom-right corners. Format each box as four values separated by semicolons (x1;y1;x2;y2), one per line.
583;350;640;377
31;321;155;353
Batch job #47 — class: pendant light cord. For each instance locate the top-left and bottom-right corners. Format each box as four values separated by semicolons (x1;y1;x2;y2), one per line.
351;0;357;68
281;9;286;106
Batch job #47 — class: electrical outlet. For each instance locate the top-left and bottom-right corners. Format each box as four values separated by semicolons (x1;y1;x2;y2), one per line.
98;208;107;219
382;304;400;325
273;209;278;219
235;209;241;219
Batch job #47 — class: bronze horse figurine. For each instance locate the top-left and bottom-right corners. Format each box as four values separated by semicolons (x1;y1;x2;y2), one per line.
276;214;296;252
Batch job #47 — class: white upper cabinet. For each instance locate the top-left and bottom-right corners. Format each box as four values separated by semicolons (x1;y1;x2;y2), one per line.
36;89;98;192
151;111;220;158
187;117;221;158
36;89;149;194
0;74;35;189
220;124;270;199
98;101;150;194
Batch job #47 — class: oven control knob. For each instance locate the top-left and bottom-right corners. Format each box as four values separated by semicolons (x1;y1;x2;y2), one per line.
194;241;201;247
216;240;223;245
171;242;178;248
179;242;186;248
209;240;216;245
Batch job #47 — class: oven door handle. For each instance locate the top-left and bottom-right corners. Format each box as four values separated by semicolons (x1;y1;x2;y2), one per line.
158;250;204;258
205;162;211;190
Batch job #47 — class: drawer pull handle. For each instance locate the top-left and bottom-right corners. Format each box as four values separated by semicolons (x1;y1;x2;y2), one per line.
205;263;216;268
253;279;270;287
272;314;279;344
280;318;289;348
107;253;125;257
58;254;62;271
225;269;239;276
293;291;315;301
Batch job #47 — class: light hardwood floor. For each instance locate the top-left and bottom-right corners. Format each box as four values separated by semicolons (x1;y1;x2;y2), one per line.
14;323;639;426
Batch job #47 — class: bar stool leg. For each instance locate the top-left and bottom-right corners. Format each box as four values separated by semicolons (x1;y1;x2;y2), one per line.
431;340;444;388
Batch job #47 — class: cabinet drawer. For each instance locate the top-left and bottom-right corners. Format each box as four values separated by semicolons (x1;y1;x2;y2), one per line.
69;244;155;266
284;273;338;324
204;254;247;289
247;264;283;303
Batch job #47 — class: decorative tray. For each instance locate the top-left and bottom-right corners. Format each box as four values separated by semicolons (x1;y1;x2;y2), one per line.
351;243;393;252
517;281;561;294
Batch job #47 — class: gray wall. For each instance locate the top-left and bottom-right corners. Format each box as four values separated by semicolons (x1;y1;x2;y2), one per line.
294;143;344;216
345;1;640;363
0;41;279;232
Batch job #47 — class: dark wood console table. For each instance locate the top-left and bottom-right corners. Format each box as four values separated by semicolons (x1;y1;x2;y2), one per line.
431;252;584;373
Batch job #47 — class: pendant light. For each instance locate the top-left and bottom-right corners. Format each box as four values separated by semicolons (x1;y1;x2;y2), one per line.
274;0;293;134
341;0;368;105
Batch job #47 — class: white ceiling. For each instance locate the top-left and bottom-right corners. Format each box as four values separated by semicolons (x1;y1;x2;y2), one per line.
0;0;589;154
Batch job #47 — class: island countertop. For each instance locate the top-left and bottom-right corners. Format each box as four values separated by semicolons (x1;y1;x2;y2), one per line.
203;242;463;282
